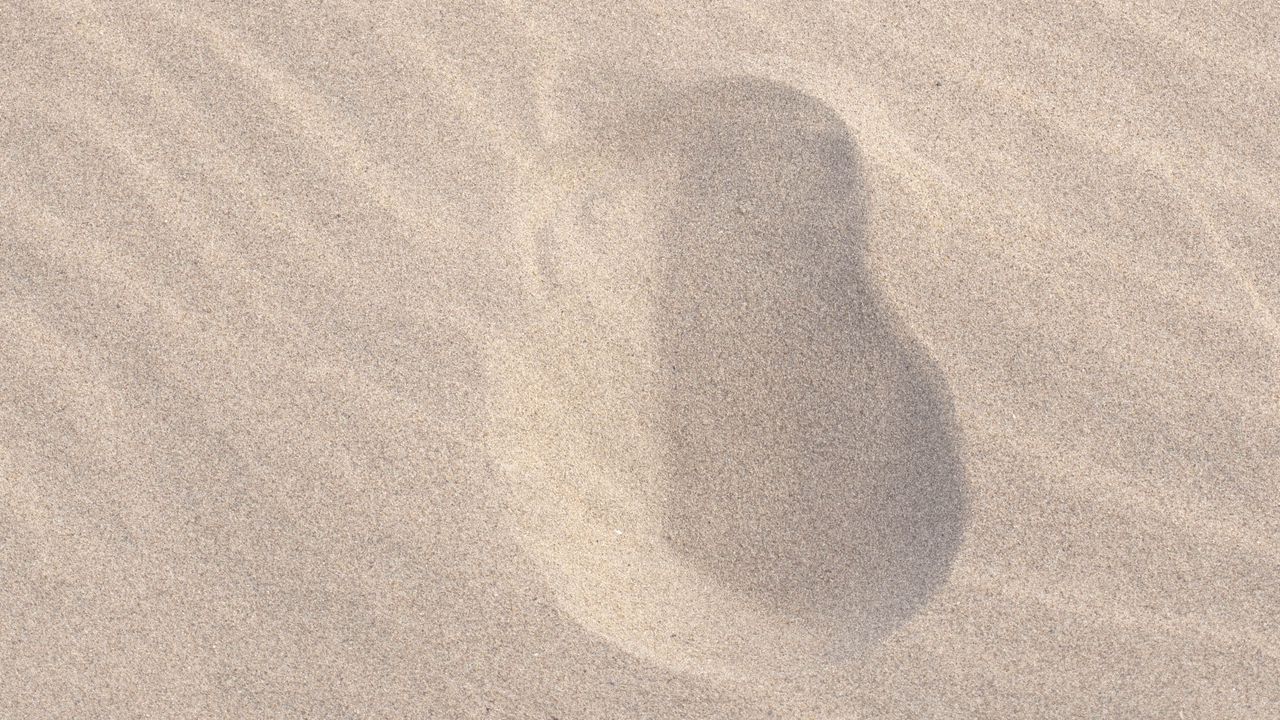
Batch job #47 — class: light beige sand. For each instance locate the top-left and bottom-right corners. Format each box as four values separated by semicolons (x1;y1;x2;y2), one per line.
3;2;1278;717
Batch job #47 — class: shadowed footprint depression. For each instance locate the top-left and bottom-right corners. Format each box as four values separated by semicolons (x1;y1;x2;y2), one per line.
653;79;966;633
487;75;967;677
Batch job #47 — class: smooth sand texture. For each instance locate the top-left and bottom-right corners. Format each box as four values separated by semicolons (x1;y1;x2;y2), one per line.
2;2;1278;717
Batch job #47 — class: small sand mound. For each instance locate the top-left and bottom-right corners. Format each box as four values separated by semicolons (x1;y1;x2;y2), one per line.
486;76;966;678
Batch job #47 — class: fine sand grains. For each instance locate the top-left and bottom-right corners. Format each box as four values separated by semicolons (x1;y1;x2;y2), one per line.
3;2;1279;717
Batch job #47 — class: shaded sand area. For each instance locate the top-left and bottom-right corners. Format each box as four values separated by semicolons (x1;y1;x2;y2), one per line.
489;77;966;677
3;2;1279;717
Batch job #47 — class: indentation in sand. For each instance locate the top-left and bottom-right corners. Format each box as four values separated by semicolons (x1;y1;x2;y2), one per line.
486;76;966;678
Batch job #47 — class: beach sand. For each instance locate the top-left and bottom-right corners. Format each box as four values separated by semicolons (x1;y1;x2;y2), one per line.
2;2;1278;717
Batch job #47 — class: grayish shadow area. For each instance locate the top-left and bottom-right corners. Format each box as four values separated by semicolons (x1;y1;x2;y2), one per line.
631;77;968;651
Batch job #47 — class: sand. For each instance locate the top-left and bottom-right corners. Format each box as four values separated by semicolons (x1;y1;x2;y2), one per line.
2;2;1278;718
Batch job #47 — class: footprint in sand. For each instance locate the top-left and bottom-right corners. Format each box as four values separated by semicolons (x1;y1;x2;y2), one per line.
486;76;967;679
